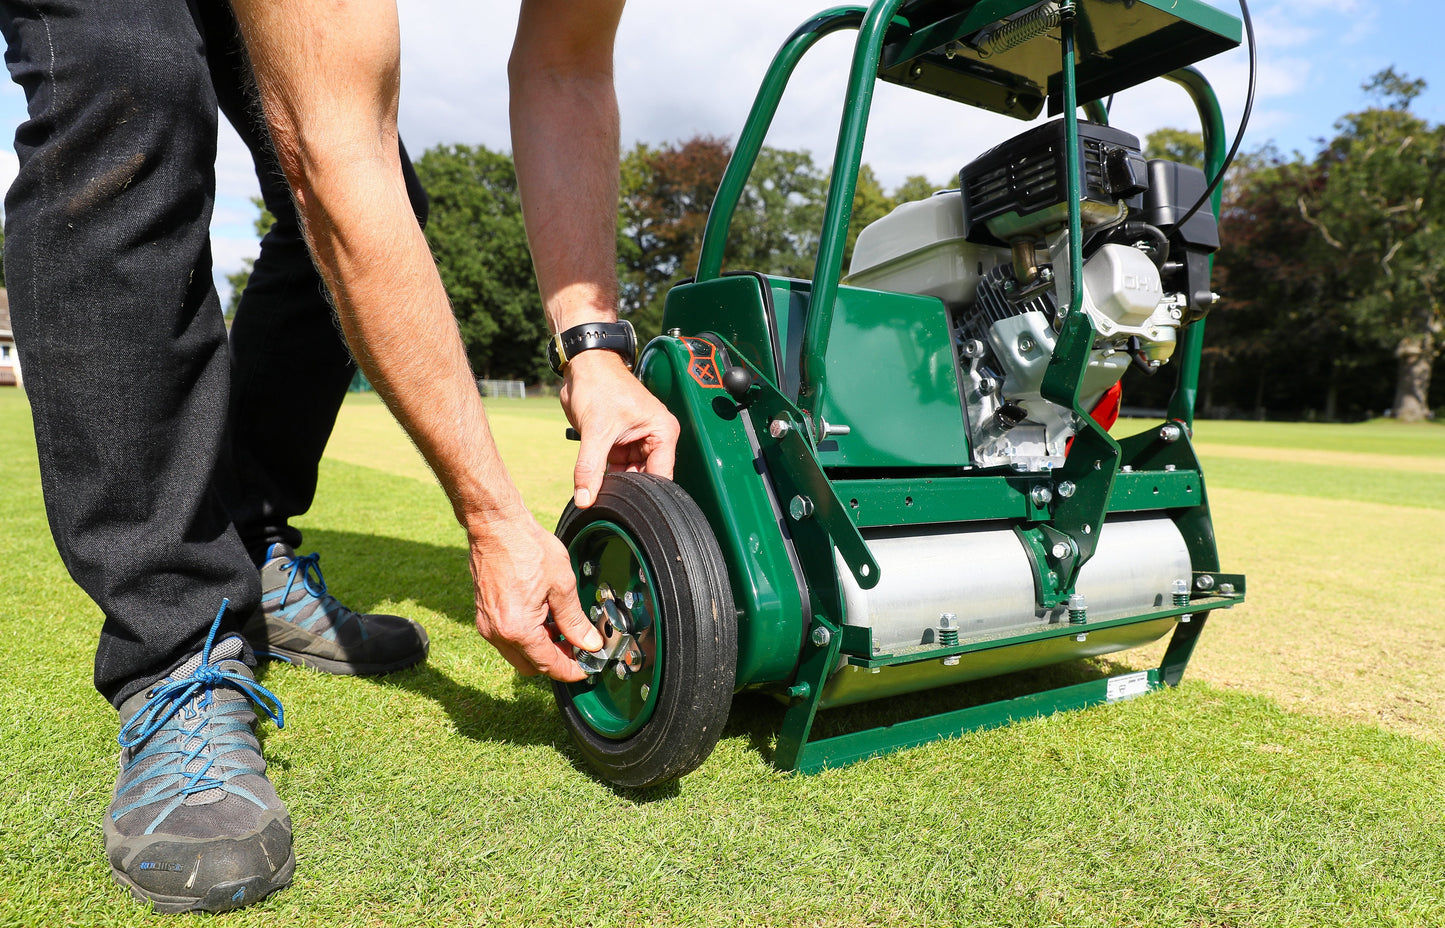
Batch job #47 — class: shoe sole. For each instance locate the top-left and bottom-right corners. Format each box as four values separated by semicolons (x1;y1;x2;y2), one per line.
112;850;296;914
253;644;427;676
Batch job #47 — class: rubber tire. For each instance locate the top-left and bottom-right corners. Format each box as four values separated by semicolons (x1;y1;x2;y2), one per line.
554;472;737;788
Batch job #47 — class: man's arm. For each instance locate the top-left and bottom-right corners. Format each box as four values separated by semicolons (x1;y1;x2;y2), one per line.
509;0;680;509
228;0;608;680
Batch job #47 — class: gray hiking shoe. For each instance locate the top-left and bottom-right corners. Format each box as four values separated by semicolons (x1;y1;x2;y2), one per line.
241;543;428;675
106;601;292;914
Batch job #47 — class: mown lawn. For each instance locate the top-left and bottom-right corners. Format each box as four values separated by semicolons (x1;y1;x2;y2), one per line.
3;388;1443;927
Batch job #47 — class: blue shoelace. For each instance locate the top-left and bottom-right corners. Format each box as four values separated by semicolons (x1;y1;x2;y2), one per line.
113;599;284;832
264;551;363;641
280;552;327;603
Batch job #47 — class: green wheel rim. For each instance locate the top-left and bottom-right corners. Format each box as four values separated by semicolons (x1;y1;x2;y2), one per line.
564;520;662;738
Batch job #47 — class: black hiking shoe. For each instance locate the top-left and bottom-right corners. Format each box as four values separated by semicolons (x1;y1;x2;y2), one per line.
105;601;293;913
242;543;428;675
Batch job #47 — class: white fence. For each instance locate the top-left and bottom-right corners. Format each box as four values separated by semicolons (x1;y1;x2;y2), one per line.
477;379;526;399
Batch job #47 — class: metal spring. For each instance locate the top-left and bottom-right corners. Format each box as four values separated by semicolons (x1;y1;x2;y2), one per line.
977;1;1063;59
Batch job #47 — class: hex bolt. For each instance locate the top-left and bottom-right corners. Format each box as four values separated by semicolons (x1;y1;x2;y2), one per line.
810;626;832;648
1068;592;1088;625
1220;582;1236;595
789;495;815;521
938;613;960;647
768;418;792;439
1039;267;1055;282
961;339;985;359
1172;579;1190;607
623;591;636;609
581;561;594;577
1051;541;1072;560
1030;485;1053;507
1195;574;1215;591
979;377;999;396
943;655;961;667
1018;334;1036;353
667;327;682;337
1075;633;1088;642
1057;481;1076;499
614;663;629;681
639;684;651;701
596;582;613;602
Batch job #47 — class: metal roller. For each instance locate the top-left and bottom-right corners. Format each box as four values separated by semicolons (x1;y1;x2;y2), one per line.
837;515;1191;652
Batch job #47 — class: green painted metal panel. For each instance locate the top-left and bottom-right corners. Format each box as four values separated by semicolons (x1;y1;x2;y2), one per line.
1107;468;1203;511
662;276;781;387
834;475;1033;527
636;337;806;686
762;279;972;468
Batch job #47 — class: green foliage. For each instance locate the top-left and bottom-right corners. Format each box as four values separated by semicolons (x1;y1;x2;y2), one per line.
616;137;948;341
224;197;277;320
1144;127;1205;169
414;144;550;382
617;136;733;339
892;173;939;205
1303;72;1444;420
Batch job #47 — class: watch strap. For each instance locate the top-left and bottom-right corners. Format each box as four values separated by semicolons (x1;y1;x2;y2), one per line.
548;320;637;374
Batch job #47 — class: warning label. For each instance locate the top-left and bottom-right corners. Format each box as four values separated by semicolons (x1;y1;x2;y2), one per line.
682;337;723;389
1106;671;1150;702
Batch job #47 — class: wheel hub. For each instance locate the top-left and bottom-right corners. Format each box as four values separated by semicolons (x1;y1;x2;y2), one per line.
576;585;649;677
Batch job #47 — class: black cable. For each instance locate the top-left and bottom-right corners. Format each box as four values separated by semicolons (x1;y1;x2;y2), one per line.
1171;0;1256;231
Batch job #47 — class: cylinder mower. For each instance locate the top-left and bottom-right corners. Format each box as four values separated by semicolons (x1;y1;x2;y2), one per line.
554;0;1249;787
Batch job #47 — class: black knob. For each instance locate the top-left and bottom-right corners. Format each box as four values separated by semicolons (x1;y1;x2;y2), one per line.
721;366;754;401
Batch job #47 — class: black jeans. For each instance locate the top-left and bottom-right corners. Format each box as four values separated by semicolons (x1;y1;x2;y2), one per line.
1;0;428;707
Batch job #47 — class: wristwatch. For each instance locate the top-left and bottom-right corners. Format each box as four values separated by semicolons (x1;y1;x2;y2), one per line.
546;320;637;375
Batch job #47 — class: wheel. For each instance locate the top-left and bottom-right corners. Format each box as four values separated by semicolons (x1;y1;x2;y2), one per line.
553;472;737;787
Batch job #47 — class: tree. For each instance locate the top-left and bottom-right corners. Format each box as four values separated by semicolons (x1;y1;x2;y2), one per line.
413;144;550;382
1302;69;1444;420
1145;128;1206;170
892;174;940;205
224;197;277;319
617;136;733;338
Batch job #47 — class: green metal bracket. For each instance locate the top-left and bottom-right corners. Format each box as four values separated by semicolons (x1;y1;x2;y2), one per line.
774;614;846;772
783;668;1168;774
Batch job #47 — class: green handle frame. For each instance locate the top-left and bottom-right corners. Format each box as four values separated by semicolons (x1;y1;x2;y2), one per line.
696;1;1231;433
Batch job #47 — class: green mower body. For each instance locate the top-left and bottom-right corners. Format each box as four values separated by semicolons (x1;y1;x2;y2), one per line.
554;0;1247;786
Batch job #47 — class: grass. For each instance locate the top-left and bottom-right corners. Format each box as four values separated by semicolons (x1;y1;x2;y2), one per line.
3;388;1444;926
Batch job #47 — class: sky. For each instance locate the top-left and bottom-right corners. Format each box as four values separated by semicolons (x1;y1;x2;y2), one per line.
0;0;1440;304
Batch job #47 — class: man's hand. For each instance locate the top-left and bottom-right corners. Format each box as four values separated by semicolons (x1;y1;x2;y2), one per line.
560;349;680;508
469;506;605;681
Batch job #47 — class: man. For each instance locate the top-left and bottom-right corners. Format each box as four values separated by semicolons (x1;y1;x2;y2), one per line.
2;0;674;912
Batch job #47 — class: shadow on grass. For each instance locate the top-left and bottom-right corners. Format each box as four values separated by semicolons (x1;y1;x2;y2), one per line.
287;528;1160;782
724;656;1139;770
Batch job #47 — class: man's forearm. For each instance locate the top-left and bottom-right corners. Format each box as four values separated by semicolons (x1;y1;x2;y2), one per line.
510;0;626;334
231;0;521;534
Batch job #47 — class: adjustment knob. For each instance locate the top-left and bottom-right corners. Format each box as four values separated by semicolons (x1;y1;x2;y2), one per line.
721;365;754;401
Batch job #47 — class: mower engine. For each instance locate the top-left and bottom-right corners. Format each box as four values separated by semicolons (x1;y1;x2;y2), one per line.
848;120;1220;472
